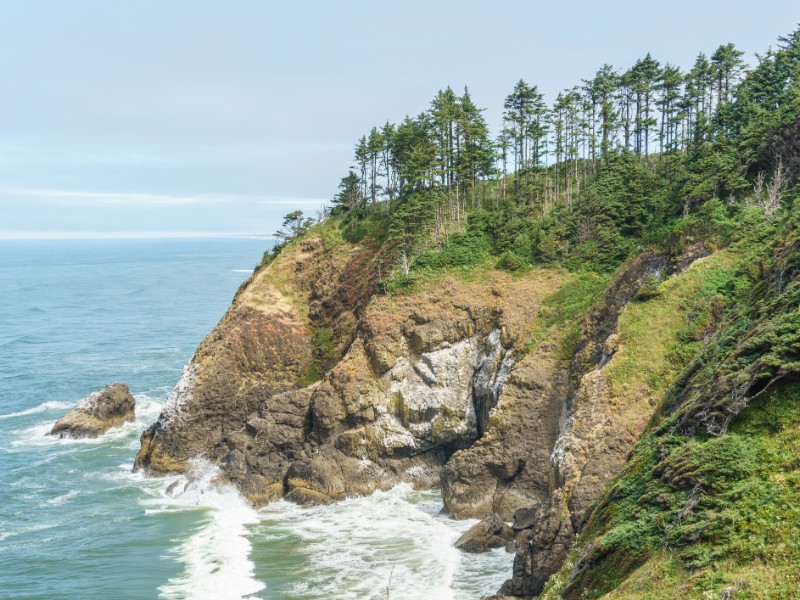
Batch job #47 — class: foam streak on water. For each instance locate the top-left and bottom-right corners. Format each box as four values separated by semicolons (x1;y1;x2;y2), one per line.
0;400;73;420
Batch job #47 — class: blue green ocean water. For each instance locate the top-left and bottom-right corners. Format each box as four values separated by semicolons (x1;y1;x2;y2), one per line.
0;238;511;600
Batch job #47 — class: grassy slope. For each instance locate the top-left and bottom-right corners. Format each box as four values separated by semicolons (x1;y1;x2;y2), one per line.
539;224;800;598
603;253;737;439
542;381;800;599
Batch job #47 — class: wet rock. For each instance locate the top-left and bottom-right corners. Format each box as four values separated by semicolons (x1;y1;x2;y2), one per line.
50;382;135;438
512;506;538;530
502;493;575;598
455;514;515;553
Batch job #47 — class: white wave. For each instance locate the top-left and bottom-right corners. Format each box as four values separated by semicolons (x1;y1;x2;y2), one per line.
46;489;80;506
0;522;58;544
232;269;254;273
11;416;144;447
138;460;265;600
254;485;512;600
133;394;165;424
0;400;73;420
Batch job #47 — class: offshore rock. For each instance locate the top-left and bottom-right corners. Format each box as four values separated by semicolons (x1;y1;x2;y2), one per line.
50;382;135;438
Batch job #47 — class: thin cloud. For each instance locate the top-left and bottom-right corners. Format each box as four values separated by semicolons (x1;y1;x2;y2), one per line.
12;189;227;206
5;188;327;208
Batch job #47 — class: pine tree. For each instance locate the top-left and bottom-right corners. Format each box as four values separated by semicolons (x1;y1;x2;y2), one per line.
332;171;362;212
657;63;684;152
591;64;620;155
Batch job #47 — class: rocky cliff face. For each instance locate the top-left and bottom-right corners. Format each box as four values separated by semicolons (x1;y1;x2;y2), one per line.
135;229;717;597
135;234;568;510
135;234;383;477
500;246;714;597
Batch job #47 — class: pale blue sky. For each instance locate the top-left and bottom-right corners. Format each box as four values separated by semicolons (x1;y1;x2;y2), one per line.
1;0;798;238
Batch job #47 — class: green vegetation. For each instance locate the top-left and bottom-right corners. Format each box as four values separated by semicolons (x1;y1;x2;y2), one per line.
539;200;800;596
305;25;799;285
266;26;799;293
266;24;800;598
525;272;611;357
541;379;800;599
298;326;336;385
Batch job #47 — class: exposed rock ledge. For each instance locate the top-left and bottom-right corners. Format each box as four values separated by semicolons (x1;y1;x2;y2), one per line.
134;233;567;514
50;382;135;438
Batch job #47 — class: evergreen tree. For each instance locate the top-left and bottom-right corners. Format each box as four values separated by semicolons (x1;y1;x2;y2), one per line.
591;64;620;154
332;171;362;212
274;210;313;244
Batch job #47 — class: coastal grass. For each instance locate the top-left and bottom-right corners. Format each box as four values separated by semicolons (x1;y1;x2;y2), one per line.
523;270;611;358
604;251;738;426
540;380;800;600
298;326;336;385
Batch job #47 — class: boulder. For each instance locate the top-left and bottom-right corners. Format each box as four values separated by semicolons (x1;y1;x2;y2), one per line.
455;514;515;553
50;383;135;438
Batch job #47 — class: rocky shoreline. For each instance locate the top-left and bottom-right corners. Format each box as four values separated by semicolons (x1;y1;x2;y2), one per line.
133;233;713;597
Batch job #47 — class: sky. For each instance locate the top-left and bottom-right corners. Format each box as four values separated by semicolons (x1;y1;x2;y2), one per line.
1;0;798;239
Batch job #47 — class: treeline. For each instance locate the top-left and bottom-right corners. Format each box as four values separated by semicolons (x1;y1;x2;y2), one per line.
319;26;800;274
334;87;494;244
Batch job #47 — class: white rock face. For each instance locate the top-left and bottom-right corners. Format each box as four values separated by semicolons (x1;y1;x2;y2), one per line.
74;387;111;412
369;328;513;452
157;362;197;431
550;351;613;482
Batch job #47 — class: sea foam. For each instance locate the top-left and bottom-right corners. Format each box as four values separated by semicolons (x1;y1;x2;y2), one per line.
0;401;73;420
254;484;512;600
141;459;265;600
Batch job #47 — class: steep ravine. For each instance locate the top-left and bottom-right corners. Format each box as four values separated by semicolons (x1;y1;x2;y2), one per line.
497;245;716;598
134;232;716;598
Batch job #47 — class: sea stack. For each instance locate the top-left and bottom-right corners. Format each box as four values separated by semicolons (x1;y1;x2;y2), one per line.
50;383;136;438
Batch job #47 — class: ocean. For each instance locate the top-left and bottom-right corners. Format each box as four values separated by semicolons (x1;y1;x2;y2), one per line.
0;238;512;600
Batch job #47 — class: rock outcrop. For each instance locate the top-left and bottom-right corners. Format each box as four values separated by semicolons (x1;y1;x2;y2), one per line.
135;234;376;477
195;263;561;504
50;382;135;438
134;227;718;597
134;232;568;508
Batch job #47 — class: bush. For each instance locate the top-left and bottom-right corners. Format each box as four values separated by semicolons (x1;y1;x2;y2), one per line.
496;250;527;272
412;230;490;270
635;274;662;300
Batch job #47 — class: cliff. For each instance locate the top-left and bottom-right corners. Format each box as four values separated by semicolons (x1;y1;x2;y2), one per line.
135;205;799;599
136;226;576;510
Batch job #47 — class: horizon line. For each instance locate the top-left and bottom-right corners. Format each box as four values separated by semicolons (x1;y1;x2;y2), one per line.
0;231;276;241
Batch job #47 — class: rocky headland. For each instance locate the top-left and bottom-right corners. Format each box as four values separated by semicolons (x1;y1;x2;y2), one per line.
132;226;743;597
